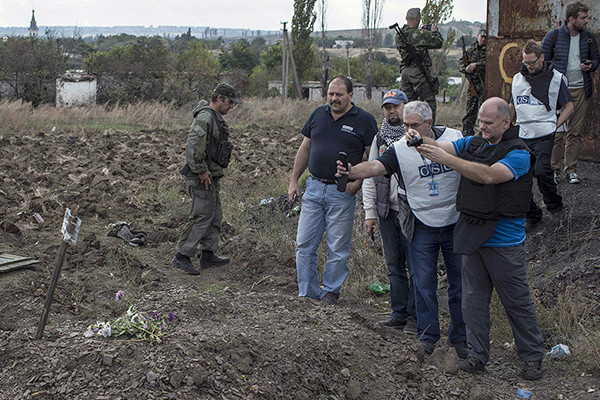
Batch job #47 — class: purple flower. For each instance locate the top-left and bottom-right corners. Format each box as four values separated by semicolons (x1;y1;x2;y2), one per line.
160;322;167;330
168;312;175;321
115;290;125;302
152;312;160;320
143;324;148;330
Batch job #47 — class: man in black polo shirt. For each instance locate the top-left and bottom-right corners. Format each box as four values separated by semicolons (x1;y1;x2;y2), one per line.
288;76;378;305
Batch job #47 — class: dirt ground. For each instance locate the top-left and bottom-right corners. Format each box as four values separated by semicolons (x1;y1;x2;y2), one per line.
0;123;599;400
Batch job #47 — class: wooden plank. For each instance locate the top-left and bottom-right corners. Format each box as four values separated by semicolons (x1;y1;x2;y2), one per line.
0;253;40;272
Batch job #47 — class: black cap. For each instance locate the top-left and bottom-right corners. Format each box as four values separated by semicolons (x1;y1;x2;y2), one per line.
213;83;239;104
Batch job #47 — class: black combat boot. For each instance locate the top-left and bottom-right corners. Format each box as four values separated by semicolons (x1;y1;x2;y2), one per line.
171;253;200;275
200;251;230;269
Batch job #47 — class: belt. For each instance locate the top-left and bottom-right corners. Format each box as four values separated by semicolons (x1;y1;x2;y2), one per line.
310;175;337;185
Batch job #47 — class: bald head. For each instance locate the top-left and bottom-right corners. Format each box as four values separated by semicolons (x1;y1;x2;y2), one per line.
481;97;511;120
478;97;512;144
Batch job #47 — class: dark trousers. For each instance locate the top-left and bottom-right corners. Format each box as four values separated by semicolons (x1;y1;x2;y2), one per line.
523;135;563;221
379;209;416;322
408;221;465;344
462;245;544;364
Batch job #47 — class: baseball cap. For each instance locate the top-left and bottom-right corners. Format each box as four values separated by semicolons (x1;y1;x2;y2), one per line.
382;89;408;107
213;83;239;104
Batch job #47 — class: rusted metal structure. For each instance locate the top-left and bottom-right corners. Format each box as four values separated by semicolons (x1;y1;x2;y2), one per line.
486;0;600;161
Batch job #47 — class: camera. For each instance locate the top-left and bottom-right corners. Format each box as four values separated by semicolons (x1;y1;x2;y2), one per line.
407;136;423;147
583;60;592;65
421;24;432;31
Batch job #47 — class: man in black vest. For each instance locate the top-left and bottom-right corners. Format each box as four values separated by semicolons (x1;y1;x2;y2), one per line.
408;97;545;380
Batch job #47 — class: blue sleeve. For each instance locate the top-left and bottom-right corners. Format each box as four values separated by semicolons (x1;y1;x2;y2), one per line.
556;79;573;109
452;136;473;156
497;149;530;180
541;29;556;61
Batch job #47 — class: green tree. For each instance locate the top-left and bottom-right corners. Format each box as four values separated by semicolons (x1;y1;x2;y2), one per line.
220;39;258;72
422;0;454;25
291;0;317;86
362;0;385;99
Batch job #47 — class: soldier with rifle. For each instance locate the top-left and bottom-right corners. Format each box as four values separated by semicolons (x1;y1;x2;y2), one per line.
459;28;487;135
391;8;443;123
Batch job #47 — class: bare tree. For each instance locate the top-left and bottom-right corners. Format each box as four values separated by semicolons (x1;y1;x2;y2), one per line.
317;0;329;99
362;0;385;99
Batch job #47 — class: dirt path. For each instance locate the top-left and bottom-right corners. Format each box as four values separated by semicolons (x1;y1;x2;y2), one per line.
0;126;599;399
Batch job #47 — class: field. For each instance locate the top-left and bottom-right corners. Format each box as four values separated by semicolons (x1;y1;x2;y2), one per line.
0;98;599;399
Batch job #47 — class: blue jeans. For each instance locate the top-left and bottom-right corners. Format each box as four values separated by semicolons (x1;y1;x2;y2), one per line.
379;209;416;322
408;221;465;344
296;177;356;299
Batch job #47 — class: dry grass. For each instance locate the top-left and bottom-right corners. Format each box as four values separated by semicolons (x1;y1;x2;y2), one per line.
0;99;190;134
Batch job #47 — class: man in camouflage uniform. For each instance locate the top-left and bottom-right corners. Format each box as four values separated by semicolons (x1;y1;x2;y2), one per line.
396;8;443;122
171;83;237;275
459;28;486;135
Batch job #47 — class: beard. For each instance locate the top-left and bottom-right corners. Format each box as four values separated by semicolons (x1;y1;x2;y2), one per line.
387;116;402;126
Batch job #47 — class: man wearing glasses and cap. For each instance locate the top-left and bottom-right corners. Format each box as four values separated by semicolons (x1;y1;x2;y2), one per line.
510;40;573;227
172;83;238;275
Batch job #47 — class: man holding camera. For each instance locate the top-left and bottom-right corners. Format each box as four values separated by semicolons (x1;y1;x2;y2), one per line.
511;40;573;226
411;97;545;380
172;83;237;275
336;101;466;357
542;1;599;184
289;76;377;305
396;8;443;122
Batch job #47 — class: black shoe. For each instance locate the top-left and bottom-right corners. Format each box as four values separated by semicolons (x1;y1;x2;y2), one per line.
417;339;435;355
321;292;339;305
376;316;406;329
171;253;200;275
448;340;469;359
200;251;230;269
402;317;418;335
459;357;485;374
521;360;543;380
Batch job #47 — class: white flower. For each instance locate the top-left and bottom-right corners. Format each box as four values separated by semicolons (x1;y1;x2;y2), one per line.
84;329;94;338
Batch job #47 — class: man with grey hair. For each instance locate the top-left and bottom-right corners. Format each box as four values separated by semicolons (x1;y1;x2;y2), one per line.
409;97;545;380
337;101;467;358
395;8;443;122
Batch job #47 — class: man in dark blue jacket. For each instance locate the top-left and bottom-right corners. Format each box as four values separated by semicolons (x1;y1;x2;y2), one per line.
542;1;599;184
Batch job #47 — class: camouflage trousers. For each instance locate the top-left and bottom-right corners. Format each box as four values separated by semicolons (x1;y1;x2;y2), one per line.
462;90;483;136
401;67;437;123
176;176;222;258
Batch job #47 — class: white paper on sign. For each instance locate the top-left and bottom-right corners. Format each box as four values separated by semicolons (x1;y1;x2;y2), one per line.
61;208;82;246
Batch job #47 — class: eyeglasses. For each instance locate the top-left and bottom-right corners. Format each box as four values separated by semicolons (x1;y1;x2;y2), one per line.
522;54;541;66
225;97;237;108
403;121;425;130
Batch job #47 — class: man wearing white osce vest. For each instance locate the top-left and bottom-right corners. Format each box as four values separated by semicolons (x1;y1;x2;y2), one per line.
510;40;573;226
336;101;467;358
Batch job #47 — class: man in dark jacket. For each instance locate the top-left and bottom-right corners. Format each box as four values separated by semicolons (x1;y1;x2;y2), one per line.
542;1;599;184
172;83;237;275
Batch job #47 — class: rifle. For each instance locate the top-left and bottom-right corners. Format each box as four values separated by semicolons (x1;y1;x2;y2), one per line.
389;23;439;95
461;36;477;97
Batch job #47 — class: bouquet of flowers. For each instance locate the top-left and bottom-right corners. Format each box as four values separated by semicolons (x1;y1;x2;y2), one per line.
84;290;174;343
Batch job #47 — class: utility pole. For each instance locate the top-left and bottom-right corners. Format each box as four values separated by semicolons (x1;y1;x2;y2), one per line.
346;42;352;79
281;22;288;102
282;24;303;99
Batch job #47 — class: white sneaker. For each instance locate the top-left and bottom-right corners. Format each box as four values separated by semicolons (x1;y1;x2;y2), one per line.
567;173;580;184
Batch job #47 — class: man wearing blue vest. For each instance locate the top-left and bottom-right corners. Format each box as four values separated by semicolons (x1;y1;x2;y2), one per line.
542;1;599;184
336;101;467;358
511;40;573;226
289;76;378;305
363;89;417;334
412;97;545;380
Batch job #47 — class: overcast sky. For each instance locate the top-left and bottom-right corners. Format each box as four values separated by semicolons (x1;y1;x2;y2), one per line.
1;1;486;30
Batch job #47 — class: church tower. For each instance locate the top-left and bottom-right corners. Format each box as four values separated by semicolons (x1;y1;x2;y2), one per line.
28;10;39;38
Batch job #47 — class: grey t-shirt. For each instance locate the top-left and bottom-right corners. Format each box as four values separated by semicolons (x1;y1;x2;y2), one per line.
566;34;584;89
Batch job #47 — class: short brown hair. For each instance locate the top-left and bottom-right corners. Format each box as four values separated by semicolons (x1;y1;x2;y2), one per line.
565;2;589;23
523;40;542;58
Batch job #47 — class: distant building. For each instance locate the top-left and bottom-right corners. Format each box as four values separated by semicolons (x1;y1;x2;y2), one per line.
333;40;354;49
268;80;388;103
56;72;97;107
28;10;39;38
